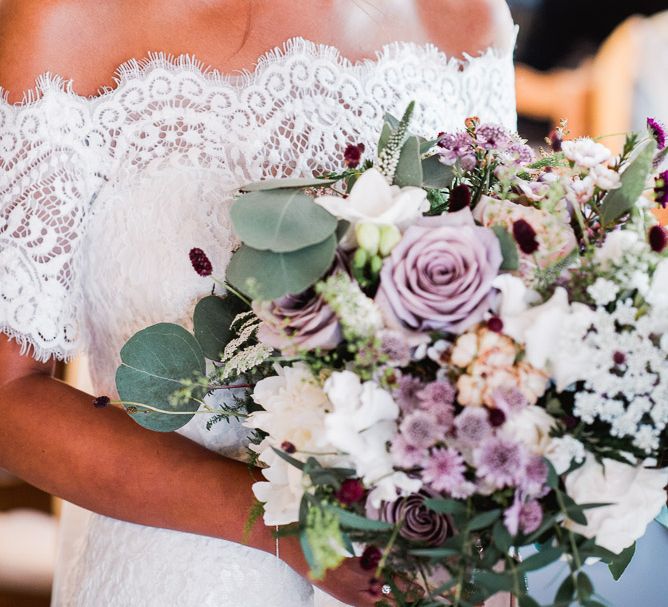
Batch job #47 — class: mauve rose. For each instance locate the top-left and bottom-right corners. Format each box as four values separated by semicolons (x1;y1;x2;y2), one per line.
379;492;453;545
376;209;502;334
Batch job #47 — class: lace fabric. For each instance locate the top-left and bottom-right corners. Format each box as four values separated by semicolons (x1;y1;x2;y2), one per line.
0;36;517;607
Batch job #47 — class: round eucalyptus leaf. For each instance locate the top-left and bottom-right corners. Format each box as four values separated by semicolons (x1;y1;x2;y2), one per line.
394;135;424;187
231;189;337;253
193;294;249;360
226;234;337;301
115;323;205;432
240;177;338;192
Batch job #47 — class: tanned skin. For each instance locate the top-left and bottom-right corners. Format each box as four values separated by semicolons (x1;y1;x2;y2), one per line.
0;2;512;604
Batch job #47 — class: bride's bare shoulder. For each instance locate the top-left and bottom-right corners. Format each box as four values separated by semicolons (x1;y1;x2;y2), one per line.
0;0;248;102
417;0;515;56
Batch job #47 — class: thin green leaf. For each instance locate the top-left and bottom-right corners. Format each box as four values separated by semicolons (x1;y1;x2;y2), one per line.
473;570;515;593
424;498;467;515
492;225;520;271
493;520;513;553
326;505;393;531
608;542;635;580
555;575;575;605
467;509;502;531
240;177;338;192
519;595;542;607
518;546;564;572
271;447;306;471
408;547;459;558
577;572;593;599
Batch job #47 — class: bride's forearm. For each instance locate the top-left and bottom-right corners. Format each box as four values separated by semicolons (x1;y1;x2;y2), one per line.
0;371;306;571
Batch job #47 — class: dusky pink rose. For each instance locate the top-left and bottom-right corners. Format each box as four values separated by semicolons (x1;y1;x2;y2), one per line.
376;209;502;334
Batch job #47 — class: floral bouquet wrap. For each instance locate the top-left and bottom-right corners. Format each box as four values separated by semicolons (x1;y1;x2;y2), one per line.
109;104;668;606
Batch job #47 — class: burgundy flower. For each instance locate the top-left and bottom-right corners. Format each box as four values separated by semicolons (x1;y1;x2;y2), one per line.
359;546;382;571
513;219;540;255
448;184;472;213
189;247;213;277
487;316;504;333
281;441;296;454
548;128;563;152
379;492;453;545
655;171;668;208
336;479;366;505
648;118;666;151
93;395;111;409
649;225;667;253
376;211;502;334
487;407;507;428
343;143;365;168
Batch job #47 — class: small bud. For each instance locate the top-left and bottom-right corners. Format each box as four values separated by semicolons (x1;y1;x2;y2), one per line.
548;128;563;152
488;407;507;428
93;395;111;409
355;222;380;256
378;224;402;257
369;255;383;276
448;184;472;213
465;116;480;130
487;316;504;333
336;478;366;505
352;247;369;269
343;142;365;168
281;441;296;454
613;351;626;366
649;225;667;253
513;219;540;255
189;247;213;277
360;546;383;571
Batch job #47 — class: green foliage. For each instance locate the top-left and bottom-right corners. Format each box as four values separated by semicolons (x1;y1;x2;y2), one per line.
492;225;520;271
230;189;337;253
467;509;502;532
517;546;564;573
226;235;337;300
243;499;265;542
394;135;423;187
239;177;338;191
115;323;205;431
421;155;454;189
600;140;656;226
193;294;249;360
608;542;635;580
326;504;394;531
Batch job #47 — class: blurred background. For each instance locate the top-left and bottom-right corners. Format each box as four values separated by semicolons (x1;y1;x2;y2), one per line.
2;1;668;605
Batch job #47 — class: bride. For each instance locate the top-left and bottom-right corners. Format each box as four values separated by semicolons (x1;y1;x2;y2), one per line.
0;1;517;605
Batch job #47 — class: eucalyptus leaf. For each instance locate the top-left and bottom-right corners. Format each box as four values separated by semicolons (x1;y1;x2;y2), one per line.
420;137;440;154
555;574;575;605
577;572;593;599
193;295;249;360
271;446;306;471
424;497;467;515
422;155;454;189
326;505;393;531
394;135;423;187
600;140;656;226
240;177;338;192
226;235;337;300
408;547;459;558
492;520;513;553
517;546;564;572
467;509;502;531
608;542;635;580
473;571;514;593
492;225;520;271
231;189;337;252
116;323;205;432
518;595;541;607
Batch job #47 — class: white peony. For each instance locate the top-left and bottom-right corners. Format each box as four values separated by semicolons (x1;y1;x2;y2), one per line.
590;164;621;191
564;456;668;554
544;436;586;475
314;168;428;230
594;230;641;270
647;258;668;308
501;406;556;454
562;138;611;168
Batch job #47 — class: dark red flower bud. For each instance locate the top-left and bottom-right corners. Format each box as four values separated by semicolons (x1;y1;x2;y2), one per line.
281;441;296;454
488;407;507;428
448;184;472;213
613;351;626;366
189;248;213;277
343;143;365;168
336;478;366;505
649;225;667;253
563;415;578;430
513;219;540;255
548;129;563;152
487;316;504;333
360;545;383;571
93;395;111;409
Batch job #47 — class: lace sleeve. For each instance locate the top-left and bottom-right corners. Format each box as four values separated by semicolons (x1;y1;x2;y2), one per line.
0;88;96;361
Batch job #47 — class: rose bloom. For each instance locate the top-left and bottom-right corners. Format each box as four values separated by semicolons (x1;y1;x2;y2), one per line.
564;456;668;554
376;209;502;334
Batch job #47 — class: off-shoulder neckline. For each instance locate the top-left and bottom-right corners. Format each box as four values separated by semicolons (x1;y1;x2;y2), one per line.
0;31;518;109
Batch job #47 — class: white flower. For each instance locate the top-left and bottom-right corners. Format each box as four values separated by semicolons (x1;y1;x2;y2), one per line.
647;259;668;308
450;332;478;367
562;138;612;168
594;231;640;270
545;436;586;474
566;176;595;207
314;168;428;230
564;456;668;554
587;278;619;306
500;406;556;454
591;164;621;190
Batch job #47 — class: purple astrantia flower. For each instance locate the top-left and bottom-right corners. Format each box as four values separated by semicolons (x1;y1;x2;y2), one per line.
379;492;453;545
505;142;535;165
391;434;426;469
648;117;666;150
474;437;526;489
376;210;502;334
378;330;413;367
476;123;512;151
393;374;424;412
422;447;467;494
454;407;492;446
417;381;456;430
521;455;549;498
400;410;442;448
491;387;528;415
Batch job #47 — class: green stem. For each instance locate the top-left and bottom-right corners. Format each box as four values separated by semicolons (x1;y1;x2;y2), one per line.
113;400;248;418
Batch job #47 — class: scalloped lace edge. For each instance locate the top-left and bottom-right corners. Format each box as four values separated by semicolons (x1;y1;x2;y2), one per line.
0;324;75;363
0;30;518;108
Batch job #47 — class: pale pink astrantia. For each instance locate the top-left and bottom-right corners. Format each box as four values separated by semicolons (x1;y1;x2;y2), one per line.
391;434;425;468
454;407;492;446
491;387;528;415
417;380;456;430
474;437;527;489
521;455;550;498
400;410;442;448
393;374;424;412
422;447;467;494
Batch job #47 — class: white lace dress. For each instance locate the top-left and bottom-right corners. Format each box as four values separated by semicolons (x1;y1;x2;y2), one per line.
0;38;517;607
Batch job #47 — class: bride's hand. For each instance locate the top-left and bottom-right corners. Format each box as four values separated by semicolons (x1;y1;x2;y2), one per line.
314;557;395;606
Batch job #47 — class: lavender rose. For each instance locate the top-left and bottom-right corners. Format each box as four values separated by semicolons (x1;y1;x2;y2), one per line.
379;492;453;545
376;209;502;334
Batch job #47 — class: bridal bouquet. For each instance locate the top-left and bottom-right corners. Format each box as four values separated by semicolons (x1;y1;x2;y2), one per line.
110;105;668;606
